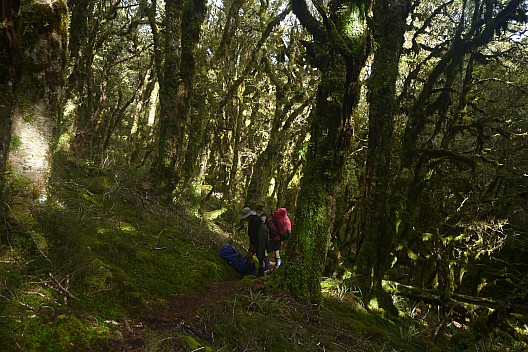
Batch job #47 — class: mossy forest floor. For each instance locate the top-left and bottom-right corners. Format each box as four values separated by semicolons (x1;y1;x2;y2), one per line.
0;152;526;351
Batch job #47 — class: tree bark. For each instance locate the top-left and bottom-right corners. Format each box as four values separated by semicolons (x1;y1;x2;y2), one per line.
67;0;98;158
0;0;20;179
280;0;370;303
156;0;184;190
6;0;68;201
354;0;409;312
176;0;207;194
156;0;206;195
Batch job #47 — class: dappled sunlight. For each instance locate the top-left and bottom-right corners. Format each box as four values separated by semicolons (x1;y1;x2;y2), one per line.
1;0;527;350
118;222;137;233
8;105;53;199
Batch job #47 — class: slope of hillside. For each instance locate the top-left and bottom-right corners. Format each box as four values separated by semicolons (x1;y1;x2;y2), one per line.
1;152;525;351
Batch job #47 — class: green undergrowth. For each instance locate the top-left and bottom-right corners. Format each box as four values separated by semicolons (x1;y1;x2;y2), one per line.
0;152;237;351
197;281;376;351
1;152;527;351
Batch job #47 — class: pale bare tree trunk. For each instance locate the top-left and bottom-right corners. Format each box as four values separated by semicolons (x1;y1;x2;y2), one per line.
7;0;68;201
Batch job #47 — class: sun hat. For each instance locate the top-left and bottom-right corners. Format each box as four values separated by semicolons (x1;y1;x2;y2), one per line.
241;207;257;219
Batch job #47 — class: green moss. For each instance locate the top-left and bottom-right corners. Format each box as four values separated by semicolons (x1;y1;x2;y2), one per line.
177;335;213;351
4;312;112;351
19;1;68;47
30;230;49;252
10;134;22;150
206;296;291;350
22;112;35;123
15;0;68;102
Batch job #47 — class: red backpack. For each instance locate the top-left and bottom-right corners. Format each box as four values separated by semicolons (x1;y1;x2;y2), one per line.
267;208;292;241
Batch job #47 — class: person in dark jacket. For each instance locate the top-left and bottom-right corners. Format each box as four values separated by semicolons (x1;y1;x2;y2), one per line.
241;207;270;276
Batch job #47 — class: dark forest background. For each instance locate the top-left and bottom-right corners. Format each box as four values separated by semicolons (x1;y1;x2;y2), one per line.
1;0;527;351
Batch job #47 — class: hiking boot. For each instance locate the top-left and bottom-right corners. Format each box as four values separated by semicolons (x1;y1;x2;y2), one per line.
257;267;265;277
264;256;271;271
275;257;281;269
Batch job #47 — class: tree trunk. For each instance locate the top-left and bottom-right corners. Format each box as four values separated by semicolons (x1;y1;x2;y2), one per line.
67;0;96;158
156;0;184;190
7;0;68;201
280;56;345;303
0;0;20;180
179;89;209;206
245;138;278;209
227;99;243;202
274;118;309;211
281;0;371;303
354;0;408;311
156;0;206;195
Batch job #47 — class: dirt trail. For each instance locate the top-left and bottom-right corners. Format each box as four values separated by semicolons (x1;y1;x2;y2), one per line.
110;279;241;350
145;279;239;323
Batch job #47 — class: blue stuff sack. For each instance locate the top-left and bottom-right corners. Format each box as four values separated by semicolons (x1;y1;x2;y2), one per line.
219;245;256;276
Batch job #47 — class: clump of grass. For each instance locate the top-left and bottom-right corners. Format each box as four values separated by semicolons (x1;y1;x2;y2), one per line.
197;286;373;351
449;328;526;352
321;277;362;303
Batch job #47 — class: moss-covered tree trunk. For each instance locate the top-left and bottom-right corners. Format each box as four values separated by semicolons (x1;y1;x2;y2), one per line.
354;0;408;311
156;0;183;191
0;0;20;181
6;0;68;201
156;0;206;195
174;0;206;193
179;89;210;207
280;0;370;303
280;58;347;303
66;0;94;158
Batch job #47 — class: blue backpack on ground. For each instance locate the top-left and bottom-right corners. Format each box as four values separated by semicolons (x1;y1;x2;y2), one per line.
219;245;256;276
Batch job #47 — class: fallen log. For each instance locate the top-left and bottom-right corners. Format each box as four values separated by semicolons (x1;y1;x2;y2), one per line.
384;281;496;310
